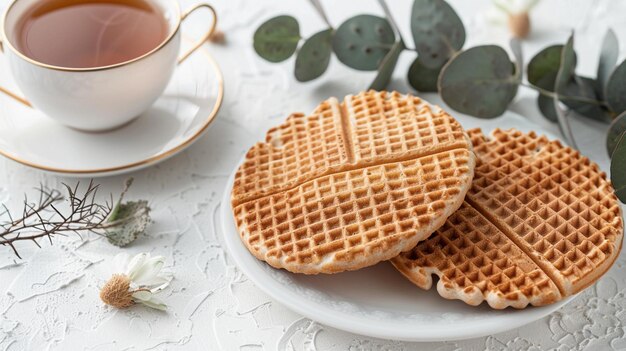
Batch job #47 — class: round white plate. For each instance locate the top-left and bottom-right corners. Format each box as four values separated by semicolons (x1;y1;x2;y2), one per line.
0;43;223;177
220;110;574;342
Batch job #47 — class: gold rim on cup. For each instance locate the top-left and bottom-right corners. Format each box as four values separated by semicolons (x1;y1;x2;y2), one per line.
0;0;217;71
0;0;218;107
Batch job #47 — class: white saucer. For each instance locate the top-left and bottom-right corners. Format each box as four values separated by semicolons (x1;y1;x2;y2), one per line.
0;43;223;177
220;111;574;342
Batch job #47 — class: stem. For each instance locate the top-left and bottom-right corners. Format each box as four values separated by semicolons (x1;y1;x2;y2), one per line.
521;83;608;107
521;83;580;148
377;0;406;44
308;0;332;29
0;182;124;257
553;100;579;149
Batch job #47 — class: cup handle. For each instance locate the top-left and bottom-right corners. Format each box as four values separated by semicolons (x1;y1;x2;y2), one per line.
0;39;32;108
177;3;218;65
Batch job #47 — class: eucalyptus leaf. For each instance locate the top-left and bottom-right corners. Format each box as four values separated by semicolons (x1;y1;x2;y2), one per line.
610;131;626;203
510;38;524;81
554;36;576;98
332;15;395;71
607;112;626;156
534;74;606;122
370;40;406;90
527;45;563;90
534;74;558;122
411;0;465;68
408;57;443;92
606;60;626;115
105;200;151;247
526;42;606;122
253;16;300;63
537;94;558;122
438;46;518;118
553;34;578;149
598;29;618;98
295;29;333;82
562;76;610;122
590;75;605;103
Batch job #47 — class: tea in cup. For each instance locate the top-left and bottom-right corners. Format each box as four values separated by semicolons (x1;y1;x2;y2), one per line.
1;0;217;131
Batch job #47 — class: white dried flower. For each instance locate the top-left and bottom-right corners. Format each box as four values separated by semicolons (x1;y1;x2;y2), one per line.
487;0;540;38
100;252;172;310
493;0;539;15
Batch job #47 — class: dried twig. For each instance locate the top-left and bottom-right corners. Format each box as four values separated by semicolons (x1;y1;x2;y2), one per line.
0;180;148;258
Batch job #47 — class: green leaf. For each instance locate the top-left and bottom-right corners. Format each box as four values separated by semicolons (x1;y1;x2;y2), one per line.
408;56;443;92
598;29;618;99
554;36;577;99
607;112;626;156
411;0;465;68
527;45;563;90
105;200;151;247
104;178;151;248
438;45;518;118
606;59;626;115
531;41;607;123
332;15;395;71
295;29;333;82
553;34;578;148
537;94;558;122
253;16;300;63
535;73;558;122
610;131;626;203
562;76;610;122
369;40;406;91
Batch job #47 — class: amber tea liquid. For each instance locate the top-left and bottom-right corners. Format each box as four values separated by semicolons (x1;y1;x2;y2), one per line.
14;0;168;68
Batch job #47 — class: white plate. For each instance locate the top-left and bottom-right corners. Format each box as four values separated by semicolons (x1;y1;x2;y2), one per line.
220;110;574;342
0;43;224;177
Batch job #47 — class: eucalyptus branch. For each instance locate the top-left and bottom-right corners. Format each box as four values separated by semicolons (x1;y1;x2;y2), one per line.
252;1;626;199
309;0;333;29
377;0;405;44
553;101;579;149
521;83;609;107
0;179;150;258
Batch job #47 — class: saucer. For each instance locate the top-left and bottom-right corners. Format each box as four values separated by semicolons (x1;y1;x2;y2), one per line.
0;43;224;177
220;110;573;342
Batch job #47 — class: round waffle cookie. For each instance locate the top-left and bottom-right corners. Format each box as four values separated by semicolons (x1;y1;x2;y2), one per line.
392;128;624;309
231;91;476;274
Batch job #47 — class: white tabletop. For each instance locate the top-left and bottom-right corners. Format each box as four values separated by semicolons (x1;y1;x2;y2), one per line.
1;0;625;349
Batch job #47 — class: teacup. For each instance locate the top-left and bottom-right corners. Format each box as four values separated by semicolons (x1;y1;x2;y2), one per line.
0;0;217;132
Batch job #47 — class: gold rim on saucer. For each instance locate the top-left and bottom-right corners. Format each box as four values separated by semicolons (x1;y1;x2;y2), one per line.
0;45;224;175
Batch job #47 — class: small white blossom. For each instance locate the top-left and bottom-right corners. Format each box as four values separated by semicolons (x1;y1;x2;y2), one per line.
493;0;539;15
486;0;540;38
100;252;173;311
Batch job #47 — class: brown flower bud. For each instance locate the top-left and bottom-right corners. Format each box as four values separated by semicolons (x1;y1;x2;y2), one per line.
100;274;134;309
508;12;531;39
209;29;226;44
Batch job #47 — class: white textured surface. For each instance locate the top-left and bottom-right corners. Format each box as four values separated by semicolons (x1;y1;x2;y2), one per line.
1;0;625;349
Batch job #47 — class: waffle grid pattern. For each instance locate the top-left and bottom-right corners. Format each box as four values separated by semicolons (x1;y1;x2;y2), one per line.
232;91;475;274
232;99;348;206
399;202;561;308
345;93;468;164
235;150;473;273
393;129;623;309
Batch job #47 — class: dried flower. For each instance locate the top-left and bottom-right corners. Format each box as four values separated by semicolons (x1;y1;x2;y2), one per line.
493;0;539;15
100;252;172;310
488;0;540;38
209;29;226;44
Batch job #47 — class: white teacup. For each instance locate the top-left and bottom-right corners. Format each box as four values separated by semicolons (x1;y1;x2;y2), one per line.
0;0;216;132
